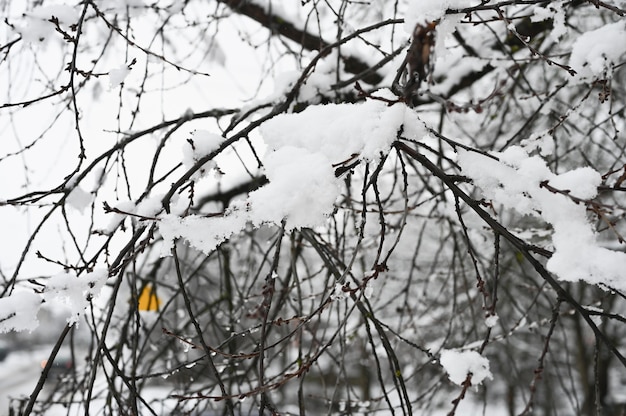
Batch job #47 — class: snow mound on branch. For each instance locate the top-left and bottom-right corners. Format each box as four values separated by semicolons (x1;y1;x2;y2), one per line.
108;65;131;89
158;213;248;257
0;291;42;333
44;269;109;325
458;146;626;291
403;0;477;31
531;1;568;43
158;92;425;255
569;21;626;83
0;269;109;332
182;130;223;180
247;147;339;228
260;89;426;161
66;185;94;214
440;349;492;386
158;146;341;256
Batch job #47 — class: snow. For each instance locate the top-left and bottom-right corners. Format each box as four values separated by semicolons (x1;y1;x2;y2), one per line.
485;315;499;328
458;146;626;291
259;89;426;162
519;130;555;156
135;195;164;219
66;186;93;214
158;93;426;255
548;167;600;200
104;200;136;233
331;283;347;301
440;349;492;386
569;21;626;83
269;53;344;105
158;212;248;257
43;269;109;325
16;5;79;43
0;291;42;333
403;0;477;32
247;147;339;228
108;66;131;89
157;145;339;254
531;1;568;43
2;2;626;413
432;15;463;62
181;130;223;180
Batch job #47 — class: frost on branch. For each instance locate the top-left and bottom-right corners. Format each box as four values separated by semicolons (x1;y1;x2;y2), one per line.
158;92;426;255
458;146;626;291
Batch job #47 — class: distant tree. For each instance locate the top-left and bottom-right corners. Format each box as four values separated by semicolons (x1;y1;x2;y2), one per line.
1;1;626;415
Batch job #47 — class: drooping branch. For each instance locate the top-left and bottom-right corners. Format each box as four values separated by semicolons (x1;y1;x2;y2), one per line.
393;140;626;369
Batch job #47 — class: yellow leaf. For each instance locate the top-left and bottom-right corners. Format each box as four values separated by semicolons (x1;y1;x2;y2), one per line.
138;284;161;311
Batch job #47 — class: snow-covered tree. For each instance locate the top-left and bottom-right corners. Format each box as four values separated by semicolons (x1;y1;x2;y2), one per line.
1;0;626;414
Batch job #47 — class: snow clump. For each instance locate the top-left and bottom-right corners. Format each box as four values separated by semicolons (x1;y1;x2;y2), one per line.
16;5;78;43
440;349;493;386
0;269;109;332
569;21;626;83
458;145;626;291
158;90;426;256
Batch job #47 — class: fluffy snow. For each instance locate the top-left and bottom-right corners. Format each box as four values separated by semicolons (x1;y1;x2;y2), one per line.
158;93;425;255
66;185;93;214
569;21;626;83
157;148;340;255
158;213;248;257
531;1;567;43
270;53;343;105
0;291;42;333
331;283;347;301
403;0;477;32
108;66;131;89
432;15;463;62
43;269;109;325
259;89;426;162
181;130;223;180
440;349;492;386
135;195;164;219
104;200;136;233
247;147;339;228
458;146;626;291
485;314;499;328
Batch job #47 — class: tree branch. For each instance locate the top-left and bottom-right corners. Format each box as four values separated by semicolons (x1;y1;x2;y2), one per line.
217;0;385;85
